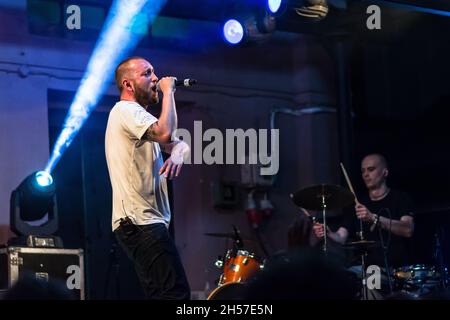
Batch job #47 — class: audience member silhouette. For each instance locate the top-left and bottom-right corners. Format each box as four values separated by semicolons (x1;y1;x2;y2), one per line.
3;273;75;300
245;249;359;299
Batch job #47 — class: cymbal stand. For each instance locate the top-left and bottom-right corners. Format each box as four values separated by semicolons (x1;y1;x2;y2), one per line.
359;220;369;299
321;192;327;254
434;228;447;289
340;162;368;298
360;247;368;300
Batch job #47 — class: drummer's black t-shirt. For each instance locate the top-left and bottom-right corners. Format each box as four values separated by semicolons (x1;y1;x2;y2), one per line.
347;189;415;269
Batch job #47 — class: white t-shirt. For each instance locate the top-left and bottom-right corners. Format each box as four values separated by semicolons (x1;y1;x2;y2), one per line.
105;100;171;231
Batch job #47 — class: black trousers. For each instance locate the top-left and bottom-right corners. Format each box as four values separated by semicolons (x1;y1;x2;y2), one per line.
115;222;190;300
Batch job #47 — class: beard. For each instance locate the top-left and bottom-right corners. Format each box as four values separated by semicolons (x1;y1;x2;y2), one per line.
133;82;159;107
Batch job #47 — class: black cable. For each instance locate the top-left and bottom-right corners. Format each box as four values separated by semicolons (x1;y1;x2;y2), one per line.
434;227;447;288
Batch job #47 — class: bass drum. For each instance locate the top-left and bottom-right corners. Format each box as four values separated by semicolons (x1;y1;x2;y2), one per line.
207;282;248;300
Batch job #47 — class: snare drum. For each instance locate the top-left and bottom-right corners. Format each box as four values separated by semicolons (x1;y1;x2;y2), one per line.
219;250;262;285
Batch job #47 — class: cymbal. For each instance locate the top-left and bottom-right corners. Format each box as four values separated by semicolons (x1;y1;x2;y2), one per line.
290;184;354;211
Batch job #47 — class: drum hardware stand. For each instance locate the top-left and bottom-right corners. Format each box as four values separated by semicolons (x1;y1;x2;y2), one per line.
349;193;369;300
356;217;368;300
434;228;447;289
291;182;354;255
340;162;369;300
320;190;328;254
290;182;356;292
211;226;245;287
377;223;394;294
358;227;369;300
232;225;244;250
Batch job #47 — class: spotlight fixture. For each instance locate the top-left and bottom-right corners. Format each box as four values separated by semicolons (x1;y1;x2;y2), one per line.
35;171;53;187
9;171;62;247
223;19;245;45
222;12;276;46
267;0;282;14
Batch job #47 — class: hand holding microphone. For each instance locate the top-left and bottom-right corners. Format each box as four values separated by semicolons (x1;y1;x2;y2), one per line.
154;77;197;92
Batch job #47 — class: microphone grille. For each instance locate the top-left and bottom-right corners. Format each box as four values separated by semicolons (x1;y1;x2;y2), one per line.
185;79;197;86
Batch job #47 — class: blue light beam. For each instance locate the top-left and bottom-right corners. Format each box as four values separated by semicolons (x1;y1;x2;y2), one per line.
377;0;450;17
45;0;166;173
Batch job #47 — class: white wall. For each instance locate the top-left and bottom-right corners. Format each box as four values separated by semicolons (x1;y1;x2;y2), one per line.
0;72;49;224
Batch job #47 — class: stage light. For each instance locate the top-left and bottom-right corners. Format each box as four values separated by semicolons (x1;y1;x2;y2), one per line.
294;0;329;21
45;0;165;174
11;171;55;223
268;0;282;14
223;19;244;45
9;171;61;247
35;171;53;188
222;12;276;46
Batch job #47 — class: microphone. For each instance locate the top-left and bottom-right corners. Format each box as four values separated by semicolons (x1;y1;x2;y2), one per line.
155;78;197;91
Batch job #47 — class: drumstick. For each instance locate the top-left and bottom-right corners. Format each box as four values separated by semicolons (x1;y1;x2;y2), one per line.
339;162;359;204
340;162;364;239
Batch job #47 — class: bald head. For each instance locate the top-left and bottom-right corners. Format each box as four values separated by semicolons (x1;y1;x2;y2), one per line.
361;153;389;190
362;154;388;170
114;56;144;92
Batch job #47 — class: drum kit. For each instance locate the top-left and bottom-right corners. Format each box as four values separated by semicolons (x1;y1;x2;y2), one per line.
206;183;358;300
205;226;264;300
295;183;450;299
291;183;376;299
205;178;448;300
291;182;449;299
393;264;442;294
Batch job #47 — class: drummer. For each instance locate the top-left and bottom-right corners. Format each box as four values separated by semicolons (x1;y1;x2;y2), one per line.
349;153;415;270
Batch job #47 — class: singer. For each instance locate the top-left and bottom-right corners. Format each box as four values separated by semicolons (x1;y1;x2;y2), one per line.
105;57;191;300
